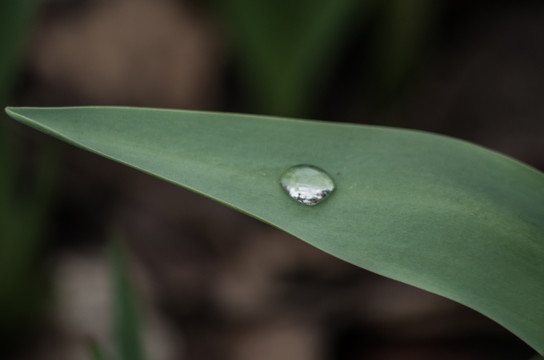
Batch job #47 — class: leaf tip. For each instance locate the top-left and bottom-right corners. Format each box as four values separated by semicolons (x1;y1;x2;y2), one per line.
4;106;20;118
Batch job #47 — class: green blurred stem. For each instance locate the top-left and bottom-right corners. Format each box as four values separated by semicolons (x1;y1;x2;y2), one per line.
109;236;145;360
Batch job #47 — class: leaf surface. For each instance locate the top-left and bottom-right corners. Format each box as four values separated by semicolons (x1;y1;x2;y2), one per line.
6;106;544;354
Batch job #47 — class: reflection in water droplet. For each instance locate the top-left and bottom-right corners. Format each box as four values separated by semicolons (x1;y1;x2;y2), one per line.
280;164;335;206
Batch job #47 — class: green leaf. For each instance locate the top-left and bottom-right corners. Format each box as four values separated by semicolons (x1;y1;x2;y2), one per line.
109;235;145;360
0;0;36;102
218;0;371;116
6;106;544;355
0;0;49;341
376;0;439;97
88;340;110;360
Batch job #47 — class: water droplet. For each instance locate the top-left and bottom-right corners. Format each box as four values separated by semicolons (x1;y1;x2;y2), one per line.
279;164;335;206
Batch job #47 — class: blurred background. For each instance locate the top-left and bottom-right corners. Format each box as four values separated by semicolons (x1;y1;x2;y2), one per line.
1;0;543;359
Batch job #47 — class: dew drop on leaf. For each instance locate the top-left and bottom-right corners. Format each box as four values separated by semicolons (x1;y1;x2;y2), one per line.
279;164;335;206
